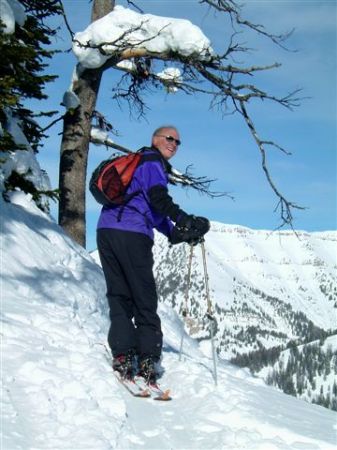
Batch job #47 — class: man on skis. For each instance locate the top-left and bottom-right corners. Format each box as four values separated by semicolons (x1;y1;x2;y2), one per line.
97;125;210;384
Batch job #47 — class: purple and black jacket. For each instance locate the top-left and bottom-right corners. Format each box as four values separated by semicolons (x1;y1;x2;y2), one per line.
97;147;185;241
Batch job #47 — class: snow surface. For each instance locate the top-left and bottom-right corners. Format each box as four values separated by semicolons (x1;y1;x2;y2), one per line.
2;193;337;449
73;5;213;69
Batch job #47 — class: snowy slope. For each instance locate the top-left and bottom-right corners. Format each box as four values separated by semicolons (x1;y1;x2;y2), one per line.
2;195;337;450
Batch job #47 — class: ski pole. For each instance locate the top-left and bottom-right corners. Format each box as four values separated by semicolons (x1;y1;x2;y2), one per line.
200;241;218;386
179;243;194;361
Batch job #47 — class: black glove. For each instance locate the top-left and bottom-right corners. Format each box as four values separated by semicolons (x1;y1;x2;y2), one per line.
169;226;201;246
176;214;210;235
170;215;210;245
192;216;211;235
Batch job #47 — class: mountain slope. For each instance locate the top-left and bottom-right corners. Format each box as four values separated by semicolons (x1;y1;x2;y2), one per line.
2;195;337;449
152;223;336;354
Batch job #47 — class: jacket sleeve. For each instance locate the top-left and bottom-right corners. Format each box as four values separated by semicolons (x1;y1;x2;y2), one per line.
140;159;186;222
147;184;184;222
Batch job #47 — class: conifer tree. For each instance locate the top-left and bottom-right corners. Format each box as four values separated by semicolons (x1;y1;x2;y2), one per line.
0;0;61;209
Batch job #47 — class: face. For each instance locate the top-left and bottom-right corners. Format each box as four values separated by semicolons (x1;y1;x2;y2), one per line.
152;128;181;160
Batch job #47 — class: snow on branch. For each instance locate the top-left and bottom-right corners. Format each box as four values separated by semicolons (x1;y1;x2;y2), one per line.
73;5;213;69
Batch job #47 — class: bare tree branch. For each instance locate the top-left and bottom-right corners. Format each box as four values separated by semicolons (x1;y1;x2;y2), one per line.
40;114;65;132
57;0;75;39
238;100;306;228
215;62;282;74
76;36;306;228
170;166;233;199
200;0;294;49
126;0;144;14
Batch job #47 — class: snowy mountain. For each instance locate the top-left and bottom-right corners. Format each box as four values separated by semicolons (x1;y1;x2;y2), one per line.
150;224;337;408
152;223;336;348
2;193;337;449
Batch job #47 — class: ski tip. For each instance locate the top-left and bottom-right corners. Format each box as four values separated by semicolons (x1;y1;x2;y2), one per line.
154;389;172;401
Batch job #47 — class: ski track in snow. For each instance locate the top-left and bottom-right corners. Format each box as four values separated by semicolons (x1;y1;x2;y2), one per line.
2;196;337;450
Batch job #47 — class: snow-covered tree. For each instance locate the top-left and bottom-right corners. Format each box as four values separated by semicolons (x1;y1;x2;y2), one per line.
59;0;304;247
0;0;61;210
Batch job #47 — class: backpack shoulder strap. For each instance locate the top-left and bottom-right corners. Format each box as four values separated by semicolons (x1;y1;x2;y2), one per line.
136;147;172;174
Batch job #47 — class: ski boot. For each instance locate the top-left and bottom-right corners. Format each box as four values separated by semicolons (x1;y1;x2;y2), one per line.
112;350;135;379
138;356;157;385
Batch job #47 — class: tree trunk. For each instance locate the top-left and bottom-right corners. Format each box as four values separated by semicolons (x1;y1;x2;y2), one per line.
58;0;114;247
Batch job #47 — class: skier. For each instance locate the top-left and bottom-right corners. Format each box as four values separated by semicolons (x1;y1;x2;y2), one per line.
97;125;210;384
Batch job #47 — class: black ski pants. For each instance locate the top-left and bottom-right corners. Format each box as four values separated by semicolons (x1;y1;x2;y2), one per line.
97;228;162;361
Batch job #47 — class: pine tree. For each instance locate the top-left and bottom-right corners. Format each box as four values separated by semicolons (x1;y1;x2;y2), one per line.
0;0;61;208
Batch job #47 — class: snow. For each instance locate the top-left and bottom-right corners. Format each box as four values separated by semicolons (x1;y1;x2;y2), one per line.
0;0;26;34
0;110;51;201
2;193;337;449
90;127;113;146
62;90;80;111
116;59;136;72
200;222;337;330
156;67;182;92
73;5;213;69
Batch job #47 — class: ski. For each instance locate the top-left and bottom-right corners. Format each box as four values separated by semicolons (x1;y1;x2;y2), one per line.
148;383;172;401
103;346;170;400
114;371;151;398
134;376;172;401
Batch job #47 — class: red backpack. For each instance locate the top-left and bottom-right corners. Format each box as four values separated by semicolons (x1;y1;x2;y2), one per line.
89;152;143;206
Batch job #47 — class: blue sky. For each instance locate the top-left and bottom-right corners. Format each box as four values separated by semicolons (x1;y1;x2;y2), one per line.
34;0;336;250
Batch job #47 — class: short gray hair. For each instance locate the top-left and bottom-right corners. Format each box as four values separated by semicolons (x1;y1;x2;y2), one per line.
152;125;179;138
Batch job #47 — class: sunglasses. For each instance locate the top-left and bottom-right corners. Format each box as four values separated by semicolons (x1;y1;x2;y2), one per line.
156;135;181;146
